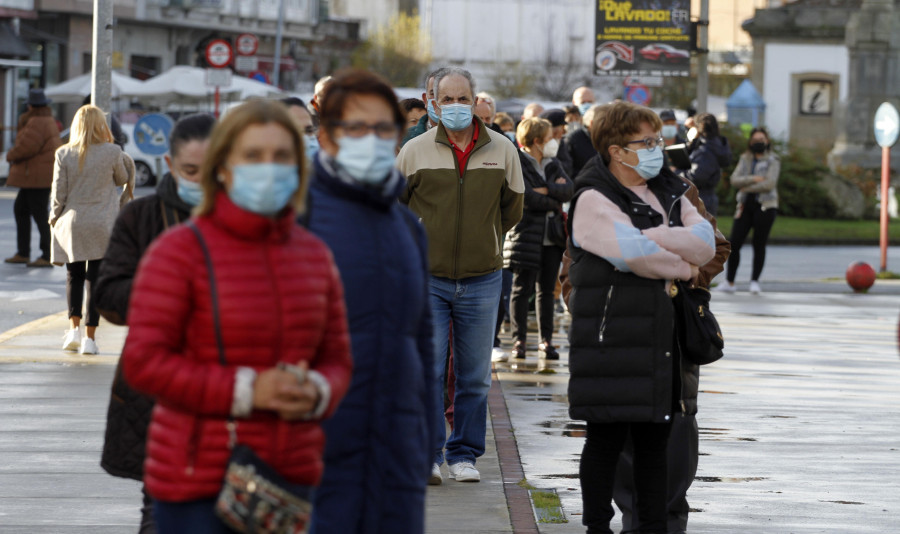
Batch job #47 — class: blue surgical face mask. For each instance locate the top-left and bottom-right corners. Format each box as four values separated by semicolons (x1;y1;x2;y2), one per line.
578;103;593;117
175;174;203;206
304;134;319;161
661;124;678;139
439;103;474;131
426;99;440;125
623;145;664;180
228;163;299;216
335;134;397;185
505;131;517;143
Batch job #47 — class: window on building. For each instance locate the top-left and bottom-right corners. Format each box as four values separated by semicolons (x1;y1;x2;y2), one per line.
130;55;161;81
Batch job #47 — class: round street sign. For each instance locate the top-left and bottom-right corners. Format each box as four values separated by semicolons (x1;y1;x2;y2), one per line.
874;102;900;148
133;113;174;156
205;39;233;68
236;33;259;56
625;84;651;106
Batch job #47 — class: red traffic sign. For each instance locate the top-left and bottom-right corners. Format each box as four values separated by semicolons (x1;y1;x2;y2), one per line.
236;33;259;56
625;84;651;106
205;39;233;68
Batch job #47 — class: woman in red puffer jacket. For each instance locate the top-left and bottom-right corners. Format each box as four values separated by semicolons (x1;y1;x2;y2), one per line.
122;99;352;532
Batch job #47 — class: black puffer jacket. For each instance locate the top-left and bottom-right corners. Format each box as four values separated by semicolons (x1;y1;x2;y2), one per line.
95;173;192;480
559;127;596;179
678;135;731;215
566;156;696;424
503;151;573;271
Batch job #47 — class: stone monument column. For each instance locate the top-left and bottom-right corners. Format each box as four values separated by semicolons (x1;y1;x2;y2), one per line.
828;0;900;170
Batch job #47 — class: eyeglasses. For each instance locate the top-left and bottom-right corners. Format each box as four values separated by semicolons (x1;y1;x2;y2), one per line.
625;135;665;150
330;120;400;139
302;125;317;136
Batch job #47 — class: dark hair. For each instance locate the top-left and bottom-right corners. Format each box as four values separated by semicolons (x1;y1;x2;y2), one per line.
280;96;307;109
319;68;405;133
748;126;770;149
694;112;719;139
169;113;215;157
400;98;426;113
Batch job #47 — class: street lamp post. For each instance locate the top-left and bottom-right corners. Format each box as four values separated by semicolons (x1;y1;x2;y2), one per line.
91;0;113;118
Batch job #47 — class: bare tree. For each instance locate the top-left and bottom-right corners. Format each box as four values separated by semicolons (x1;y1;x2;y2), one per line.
351;12;432;87
534;18;591;101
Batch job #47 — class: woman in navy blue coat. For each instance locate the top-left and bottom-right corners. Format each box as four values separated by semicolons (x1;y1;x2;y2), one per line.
305;69;436;534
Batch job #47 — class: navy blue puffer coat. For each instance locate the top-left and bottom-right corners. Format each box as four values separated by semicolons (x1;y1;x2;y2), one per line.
306;154;436;534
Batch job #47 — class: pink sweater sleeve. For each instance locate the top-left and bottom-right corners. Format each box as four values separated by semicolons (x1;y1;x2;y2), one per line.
641;197;716;267
572;190;692;280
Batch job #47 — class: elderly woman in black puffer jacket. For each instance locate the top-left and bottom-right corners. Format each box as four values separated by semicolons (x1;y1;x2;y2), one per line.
503;117;573;360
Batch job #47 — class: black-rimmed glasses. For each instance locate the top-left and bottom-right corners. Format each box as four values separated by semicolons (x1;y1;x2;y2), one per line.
329;121;399;139
625;136;665;150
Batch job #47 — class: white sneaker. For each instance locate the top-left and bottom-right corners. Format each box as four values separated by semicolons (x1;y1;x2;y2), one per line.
715;282;736;294
428;463;442;486
79;337;99;355
491;347;508;363
62;328;81;352
749;281;762;295
448;461;480;482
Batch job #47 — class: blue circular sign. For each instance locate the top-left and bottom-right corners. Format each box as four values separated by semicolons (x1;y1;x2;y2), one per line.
874;102;900;148
625;85;651;106
133;113;174;156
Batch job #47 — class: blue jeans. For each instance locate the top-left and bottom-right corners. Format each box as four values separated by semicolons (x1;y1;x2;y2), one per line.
154;498;230;534
430;271;502;466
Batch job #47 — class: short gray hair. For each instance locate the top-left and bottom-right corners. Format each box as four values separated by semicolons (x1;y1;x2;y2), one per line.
434;67;476;101
424;67;450;92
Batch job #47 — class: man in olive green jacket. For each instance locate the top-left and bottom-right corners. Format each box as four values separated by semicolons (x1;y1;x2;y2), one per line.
397;67;523;485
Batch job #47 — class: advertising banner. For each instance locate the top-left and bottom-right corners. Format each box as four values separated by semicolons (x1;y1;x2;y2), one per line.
594;0;691;77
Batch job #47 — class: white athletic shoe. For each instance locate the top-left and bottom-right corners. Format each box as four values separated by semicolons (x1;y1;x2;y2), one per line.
62;328;81;352
749;281;762;295
715;282;737;294
79;337;99;355
491;347;508;363
428;463;443;486
448;461;480;482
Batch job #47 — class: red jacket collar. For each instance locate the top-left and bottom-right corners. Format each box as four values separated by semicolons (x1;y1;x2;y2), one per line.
208;190;295;242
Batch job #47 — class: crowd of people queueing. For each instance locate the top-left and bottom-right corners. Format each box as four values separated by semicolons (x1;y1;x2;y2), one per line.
1;65;781;534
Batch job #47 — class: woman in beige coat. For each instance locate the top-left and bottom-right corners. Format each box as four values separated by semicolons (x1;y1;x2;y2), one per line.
51;104;134;355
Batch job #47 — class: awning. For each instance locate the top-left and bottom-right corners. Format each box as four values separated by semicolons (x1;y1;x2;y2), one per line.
0;22;32;59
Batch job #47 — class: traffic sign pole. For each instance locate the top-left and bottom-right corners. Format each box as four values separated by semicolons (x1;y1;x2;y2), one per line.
215;87;220;119
882;146;890;272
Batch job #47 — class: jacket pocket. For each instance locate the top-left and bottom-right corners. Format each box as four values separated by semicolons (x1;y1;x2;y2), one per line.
598;284;615;343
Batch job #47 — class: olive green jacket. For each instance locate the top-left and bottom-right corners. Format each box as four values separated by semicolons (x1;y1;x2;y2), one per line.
397;118;524;279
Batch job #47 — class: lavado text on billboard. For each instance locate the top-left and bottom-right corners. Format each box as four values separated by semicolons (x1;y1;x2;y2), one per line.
594;0;691;78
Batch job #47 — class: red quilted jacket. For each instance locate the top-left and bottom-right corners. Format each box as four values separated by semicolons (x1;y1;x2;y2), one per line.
122;191;353;502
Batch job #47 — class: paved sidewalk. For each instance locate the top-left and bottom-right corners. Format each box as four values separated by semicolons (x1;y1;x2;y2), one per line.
0;313;520;533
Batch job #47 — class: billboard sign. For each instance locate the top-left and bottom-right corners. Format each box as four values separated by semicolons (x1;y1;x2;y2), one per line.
595;0;691;77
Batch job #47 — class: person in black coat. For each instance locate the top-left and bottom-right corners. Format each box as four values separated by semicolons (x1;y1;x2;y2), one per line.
559;104;600;179
677;113;731;216
93;114;215;534
567;102;715;534
503;117;573;360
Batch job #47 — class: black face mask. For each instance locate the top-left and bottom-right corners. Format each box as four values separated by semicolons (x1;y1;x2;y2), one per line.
750;142;768;154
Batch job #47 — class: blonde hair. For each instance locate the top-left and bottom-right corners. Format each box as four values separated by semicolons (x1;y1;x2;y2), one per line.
516;117;551;148
66;104;114;172
196;99;308;216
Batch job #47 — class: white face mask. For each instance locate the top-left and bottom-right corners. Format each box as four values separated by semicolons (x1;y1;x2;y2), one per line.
541;138;560;159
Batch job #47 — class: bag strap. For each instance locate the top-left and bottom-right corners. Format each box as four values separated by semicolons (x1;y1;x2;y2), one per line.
186;221;226;366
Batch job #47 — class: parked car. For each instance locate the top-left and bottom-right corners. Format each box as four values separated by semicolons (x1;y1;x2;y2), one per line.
638;43;690;63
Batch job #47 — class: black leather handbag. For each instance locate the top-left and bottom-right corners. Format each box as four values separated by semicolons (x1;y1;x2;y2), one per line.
547;210;568;248
673;283;724;365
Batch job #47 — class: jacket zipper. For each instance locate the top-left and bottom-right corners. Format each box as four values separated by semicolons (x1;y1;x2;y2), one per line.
597;284;615;343
263;241;283;456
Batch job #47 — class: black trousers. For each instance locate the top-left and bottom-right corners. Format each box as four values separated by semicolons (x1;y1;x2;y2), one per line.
510;245;564;344
726;199;777;283
13;188;51;260
615;413;699;534
580;421;671;534
66;260;102;327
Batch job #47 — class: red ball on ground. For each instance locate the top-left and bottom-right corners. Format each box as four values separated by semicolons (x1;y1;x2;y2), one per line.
846;261;876;292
